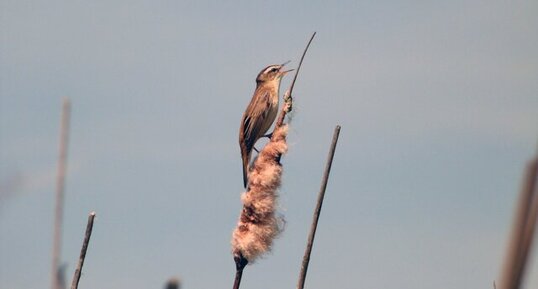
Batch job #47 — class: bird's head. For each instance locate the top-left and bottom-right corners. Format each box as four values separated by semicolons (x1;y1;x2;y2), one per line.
256;61;294;83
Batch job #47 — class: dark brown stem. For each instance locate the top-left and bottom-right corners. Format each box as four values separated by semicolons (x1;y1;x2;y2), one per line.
51;98;71;289
512;154;538;289
232;254;248;289
288;32;316;98
71;212;96;289
274;32;316;129
297;125;341;289
499;154;538;289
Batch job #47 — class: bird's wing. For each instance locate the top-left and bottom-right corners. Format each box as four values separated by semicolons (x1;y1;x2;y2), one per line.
242;89;271;149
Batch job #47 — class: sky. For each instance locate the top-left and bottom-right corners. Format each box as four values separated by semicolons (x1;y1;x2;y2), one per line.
1;1;537;288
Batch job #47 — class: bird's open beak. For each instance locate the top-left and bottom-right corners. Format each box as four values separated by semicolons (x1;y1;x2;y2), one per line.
280;68;294;75
278;61;293;77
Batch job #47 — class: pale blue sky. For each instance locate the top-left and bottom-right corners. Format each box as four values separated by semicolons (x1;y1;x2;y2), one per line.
1;1;537;288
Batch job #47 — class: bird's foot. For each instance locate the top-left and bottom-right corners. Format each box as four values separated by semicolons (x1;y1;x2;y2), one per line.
283;90;293;112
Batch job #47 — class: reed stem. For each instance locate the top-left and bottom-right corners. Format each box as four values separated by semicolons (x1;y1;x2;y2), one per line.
71;212;96;289
51;98;71;289
297;125;341;289
232;254;248;289
498;153;538;289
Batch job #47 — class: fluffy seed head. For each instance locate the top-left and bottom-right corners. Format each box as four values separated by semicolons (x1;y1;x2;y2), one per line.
231;125;289;262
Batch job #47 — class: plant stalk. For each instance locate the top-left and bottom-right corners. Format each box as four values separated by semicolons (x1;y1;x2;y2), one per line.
297;125;341;289
71;211;96;289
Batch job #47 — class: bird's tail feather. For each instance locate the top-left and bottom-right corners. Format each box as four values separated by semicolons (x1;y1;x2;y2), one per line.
242;152;250;188
242;151;252;188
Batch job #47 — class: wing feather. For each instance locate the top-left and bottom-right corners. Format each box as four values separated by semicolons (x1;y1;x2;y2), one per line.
239;86;274;187
241;88;271;149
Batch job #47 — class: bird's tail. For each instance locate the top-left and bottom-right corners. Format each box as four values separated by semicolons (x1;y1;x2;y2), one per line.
241;148;251;188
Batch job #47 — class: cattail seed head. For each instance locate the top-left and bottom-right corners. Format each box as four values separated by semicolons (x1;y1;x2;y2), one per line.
231;125;289;262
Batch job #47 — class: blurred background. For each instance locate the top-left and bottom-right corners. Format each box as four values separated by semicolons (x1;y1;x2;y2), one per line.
1;1;537;288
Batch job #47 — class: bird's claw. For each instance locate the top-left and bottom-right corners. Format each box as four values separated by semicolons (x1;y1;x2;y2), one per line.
283;90;292;112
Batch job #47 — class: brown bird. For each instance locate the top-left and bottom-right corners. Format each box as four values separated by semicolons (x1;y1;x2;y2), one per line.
239;62;293;187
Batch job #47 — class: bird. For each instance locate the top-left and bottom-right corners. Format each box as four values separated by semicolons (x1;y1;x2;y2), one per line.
239;62;293;188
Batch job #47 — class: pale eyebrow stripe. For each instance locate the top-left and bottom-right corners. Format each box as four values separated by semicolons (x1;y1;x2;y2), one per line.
263;65;279;74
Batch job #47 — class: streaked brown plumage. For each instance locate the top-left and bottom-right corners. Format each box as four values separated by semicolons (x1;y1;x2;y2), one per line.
239;63;292;187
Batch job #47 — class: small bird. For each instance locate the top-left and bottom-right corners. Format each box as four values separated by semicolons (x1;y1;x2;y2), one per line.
239;62;293;187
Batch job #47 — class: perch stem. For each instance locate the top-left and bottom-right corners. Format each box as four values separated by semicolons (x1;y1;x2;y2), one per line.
232;254;248;289
274;32;316;129
297;125;341;289
288;32;316;96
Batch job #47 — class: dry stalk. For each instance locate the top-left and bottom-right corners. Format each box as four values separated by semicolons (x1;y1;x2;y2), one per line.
296;125;341;289
71;212;96;289
51;98;71;289
498;153;538;289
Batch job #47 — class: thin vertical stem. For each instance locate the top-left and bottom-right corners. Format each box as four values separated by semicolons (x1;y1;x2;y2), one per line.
71;212;96;289
297;125;341;289
288;32;316;96
275;32;316;129
51;98;71;289
232;255;248;289
512;154;538;289
499;154;538;289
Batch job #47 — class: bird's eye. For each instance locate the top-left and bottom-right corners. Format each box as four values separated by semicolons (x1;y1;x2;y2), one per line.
270;68;278;73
